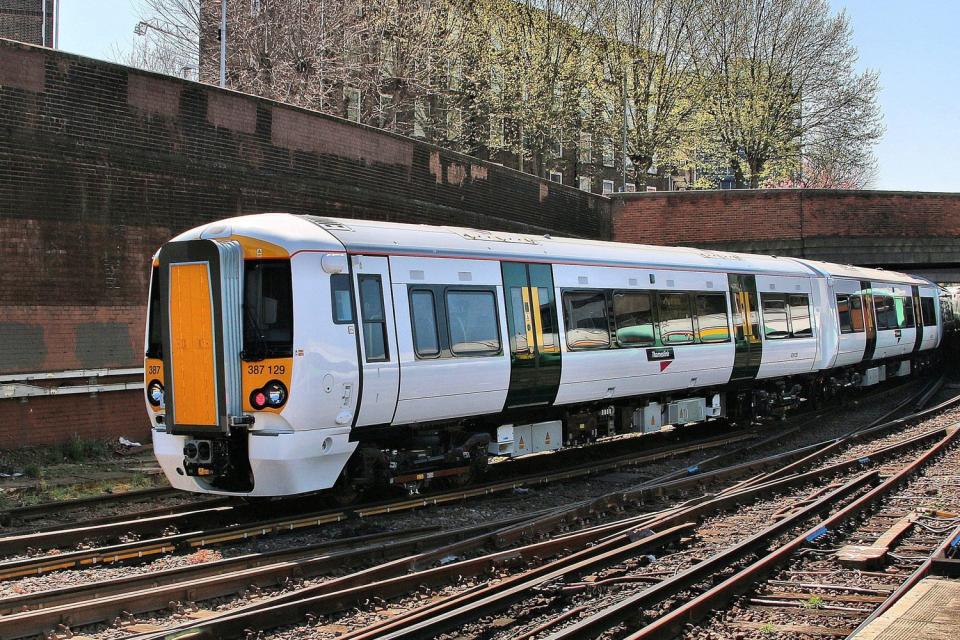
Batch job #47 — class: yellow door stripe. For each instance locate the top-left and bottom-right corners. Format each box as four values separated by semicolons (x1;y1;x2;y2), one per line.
170;263;219;427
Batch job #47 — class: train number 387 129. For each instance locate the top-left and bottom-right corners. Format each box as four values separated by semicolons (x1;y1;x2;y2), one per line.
247;364;286;375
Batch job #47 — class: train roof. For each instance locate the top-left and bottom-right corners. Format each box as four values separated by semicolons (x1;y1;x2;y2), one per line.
309;215;814;277
171;213;929;286
792;258;932;287
310;216;926;285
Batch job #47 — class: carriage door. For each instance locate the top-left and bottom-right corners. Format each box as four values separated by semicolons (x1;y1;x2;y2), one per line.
728;273;763;382
352;256;400;427
502;262;562;408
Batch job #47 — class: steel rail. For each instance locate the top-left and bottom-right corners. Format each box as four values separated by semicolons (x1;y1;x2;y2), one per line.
0;430;755;579
845;521;960;637
134;414;956;640
0;514;555;639
622;424;960;640
146;466;878;640
0;486;183;525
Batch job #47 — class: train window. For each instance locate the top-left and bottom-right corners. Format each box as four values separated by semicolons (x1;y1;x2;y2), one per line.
358;275;388;362
837;294;865;333
563;291;610;349
446;290;501;356
409;290;440;357
243;260;294;359
761;294;790;339
657;293;695;345
789;294;812;337
873;293;897;330
898;297;916;329
613;292;655;347
330;274;354;324
696;294;730;343
146;267;163;358
921;297;938;327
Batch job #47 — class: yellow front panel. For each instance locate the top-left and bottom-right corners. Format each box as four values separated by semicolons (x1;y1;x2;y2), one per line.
170;263;219;427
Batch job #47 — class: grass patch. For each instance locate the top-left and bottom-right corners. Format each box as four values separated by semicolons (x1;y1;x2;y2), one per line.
803;595;824;609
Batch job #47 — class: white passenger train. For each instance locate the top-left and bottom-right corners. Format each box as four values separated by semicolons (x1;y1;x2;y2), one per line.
144;214;944;497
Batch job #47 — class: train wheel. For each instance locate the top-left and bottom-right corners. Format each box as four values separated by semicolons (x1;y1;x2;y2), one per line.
327;470;360;507
445;448;488;488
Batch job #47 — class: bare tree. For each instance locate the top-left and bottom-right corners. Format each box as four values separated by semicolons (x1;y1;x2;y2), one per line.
694;0;883;188
114;0;200;78
484;0;593;174
590;0;701;186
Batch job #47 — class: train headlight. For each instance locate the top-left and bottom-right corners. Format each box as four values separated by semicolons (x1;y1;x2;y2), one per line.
147;380;164;407
264;380;288;408
250;380;288;410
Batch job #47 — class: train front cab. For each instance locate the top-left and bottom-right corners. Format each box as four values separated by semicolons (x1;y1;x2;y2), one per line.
145;229;360;496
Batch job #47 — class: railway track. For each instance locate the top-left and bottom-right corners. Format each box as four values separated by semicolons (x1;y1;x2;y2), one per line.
0;378;939;639
0;376;926;559
11;384;944;640
323;405;960;640
0;428;759;576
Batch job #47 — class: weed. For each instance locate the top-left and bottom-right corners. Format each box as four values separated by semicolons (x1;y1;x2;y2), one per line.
59;435;109;463
759;622;777;635
803;595;824;609
23;463;41;479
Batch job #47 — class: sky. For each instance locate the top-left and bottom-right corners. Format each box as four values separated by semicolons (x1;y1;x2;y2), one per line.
55;0;960;192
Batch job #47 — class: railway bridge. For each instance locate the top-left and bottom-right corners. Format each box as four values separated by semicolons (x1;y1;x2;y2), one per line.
1;37;960;446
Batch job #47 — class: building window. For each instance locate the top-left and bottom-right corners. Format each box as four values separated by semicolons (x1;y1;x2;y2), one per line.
446;291;500;356
613;291;655;347
548;171;563;184
489;115;504;148
413;100;430;138
344;87;361;123
602;140;615;167
563;291;610;350
578;132;592;164
658;293;695;345
378;93;394;128
446;106;462;139
410;290;440;357
601;180;614;194
578;176;591;192
358;275;388;362
624;182;636;192
555;132;563;158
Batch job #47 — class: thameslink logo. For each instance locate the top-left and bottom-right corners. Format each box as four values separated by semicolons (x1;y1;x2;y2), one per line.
646;348;675;361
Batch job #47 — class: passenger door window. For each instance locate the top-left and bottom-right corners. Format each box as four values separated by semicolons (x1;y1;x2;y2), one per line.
358;275;388;362
409;290;440;357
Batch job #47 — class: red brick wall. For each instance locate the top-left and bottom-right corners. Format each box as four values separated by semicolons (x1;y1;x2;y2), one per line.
612;189;960;267
0;391;148;448
0;39;608;447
